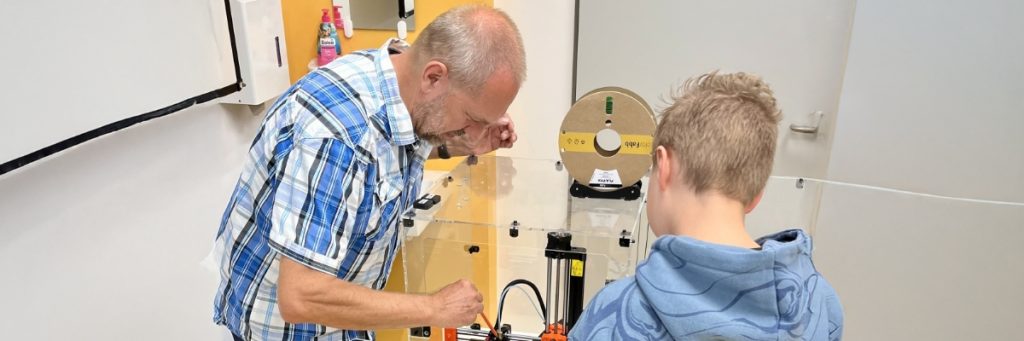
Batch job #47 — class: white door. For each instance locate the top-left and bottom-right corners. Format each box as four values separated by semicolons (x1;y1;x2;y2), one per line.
574;0;857;238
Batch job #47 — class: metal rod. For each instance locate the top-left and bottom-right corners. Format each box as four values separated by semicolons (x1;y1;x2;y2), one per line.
458;328;540;341
554;259;562;325
545;258;552;326
563;259;570;330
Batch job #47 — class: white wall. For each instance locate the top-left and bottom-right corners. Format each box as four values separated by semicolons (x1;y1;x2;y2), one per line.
814;0;1024;338
824;0;1024;203
573;0;856;180
0;102;262;340
494;0;576;162
814;184;1024;340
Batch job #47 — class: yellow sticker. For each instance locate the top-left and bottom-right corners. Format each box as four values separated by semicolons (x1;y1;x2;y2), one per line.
559;132;653;155
620;135;654;155
570;259;584;277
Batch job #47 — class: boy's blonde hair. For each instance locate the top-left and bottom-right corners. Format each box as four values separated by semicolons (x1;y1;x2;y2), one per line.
654;71;782;205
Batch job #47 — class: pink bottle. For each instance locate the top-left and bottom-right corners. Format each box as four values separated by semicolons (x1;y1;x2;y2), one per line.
316;9;338;66
333;6;345;54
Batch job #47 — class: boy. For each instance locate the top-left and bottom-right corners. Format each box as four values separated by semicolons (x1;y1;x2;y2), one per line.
569;72;843;340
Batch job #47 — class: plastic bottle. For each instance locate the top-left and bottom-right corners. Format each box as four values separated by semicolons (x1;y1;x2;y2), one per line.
332;6;345;54
317;9;337;66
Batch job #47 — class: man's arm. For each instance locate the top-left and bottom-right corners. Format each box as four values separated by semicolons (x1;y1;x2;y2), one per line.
277;256;482;330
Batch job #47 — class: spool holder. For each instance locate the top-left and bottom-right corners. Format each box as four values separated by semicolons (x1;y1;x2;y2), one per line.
569;179;642;201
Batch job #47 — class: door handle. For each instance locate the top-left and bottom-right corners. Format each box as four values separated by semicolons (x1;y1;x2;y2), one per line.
789;111;824;135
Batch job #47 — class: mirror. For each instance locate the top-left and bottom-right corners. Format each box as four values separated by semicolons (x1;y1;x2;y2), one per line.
350;0;416;31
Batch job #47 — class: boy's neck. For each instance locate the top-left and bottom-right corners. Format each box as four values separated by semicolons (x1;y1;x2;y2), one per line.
669;193;761;249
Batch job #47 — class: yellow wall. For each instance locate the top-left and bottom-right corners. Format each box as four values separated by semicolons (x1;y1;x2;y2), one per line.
282;0;491;84
280;2;496;340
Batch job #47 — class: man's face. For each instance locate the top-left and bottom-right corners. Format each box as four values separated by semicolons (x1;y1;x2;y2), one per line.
410;92;450;145
411;68;519;149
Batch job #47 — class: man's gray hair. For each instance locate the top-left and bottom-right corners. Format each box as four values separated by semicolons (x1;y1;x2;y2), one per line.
411;5;526;91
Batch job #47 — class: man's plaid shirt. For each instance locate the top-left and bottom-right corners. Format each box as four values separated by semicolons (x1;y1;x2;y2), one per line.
213;39;429;341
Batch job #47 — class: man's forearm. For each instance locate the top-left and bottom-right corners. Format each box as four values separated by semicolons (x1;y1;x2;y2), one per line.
278;257;436;330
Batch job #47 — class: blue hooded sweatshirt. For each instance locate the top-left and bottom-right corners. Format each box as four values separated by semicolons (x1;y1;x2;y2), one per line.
569;229;843;340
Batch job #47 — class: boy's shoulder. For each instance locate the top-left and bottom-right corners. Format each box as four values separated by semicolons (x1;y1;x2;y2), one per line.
581;276;639;313
569;276;670;340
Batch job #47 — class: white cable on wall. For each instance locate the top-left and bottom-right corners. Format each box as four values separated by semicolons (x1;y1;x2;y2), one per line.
770;176;1024;208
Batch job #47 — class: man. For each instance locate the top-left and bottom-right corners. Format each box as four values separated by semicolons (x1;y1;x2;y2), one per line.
211;5;526;340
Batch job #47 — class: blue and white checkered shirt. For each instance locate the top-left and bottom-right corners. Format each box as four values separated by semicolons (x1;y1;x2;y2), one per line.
212;39;430;341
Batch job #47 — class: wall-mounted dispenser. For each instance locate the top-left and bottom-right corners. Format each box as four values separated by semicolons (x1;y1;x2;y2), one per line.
220;0;290;106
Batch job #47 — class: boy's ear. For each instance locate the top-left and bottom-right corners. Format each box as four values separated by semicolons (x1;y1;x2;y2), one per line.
655;146;672;191
744;191;764;214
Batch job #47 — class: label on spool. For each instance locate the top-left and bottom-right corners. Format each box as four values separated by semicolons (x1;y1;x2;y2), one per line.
560;132;653;155
589;168;622;187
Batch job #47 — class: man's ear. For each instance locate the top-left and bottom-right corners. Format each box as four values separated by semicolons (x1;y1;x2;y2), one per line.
655;146;672;191
745;191;764;214
421;60;450;95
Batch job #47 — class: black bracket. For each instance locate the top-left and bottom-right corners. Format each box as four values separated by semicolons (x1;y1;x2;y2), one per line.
413;193;441;210
410;326;431;338
570;180;642;201
618;229;634;248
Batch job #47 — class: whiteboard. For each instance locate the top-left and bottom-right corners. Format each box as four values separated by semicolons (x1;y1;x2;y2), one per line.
0;0;237;167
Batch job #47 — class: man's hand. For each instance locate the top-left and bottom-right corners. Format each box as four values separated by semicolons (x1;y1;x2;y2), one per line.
481;116;517;153
444;115;517;157
428;279;484;327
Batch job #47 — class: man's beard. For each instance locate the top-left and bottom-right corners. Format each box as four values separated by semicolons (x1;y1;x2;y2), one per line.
411;93;449;145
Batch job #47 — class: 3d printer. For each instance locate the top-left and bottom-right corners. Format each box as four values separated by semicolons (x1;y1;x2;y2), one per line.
399;88;655;340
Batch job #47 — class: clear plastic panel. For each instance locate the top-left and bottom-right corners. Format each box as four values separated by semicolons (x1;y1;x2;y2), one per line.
399;156;645;338
407;156;647;238
400;222;637;338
